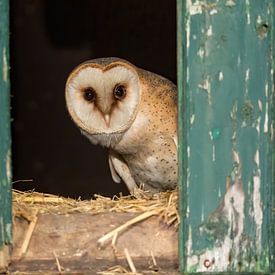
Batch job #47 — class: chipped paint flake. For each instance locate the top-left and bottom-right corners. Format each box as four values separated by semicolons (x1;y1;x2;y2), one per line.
258;99;262;111
256;15;262;24
187;146;191;158
187;0;203;15
186;168;191;189
226;0;236;7
206;25;213;37
198;77;211;104
3;48;8;82
253;150;263;250
197;47;205;59
187;178;245;271
190;114;195;125
209;131;213;140
210;9;218;15
212;145;215;161
245;69;250;96
218;71;223;81
264;83;269;133
232;149;240;165
6;150;11;182
201;205;204;222
245;0;251;24
255;116;261;135
245;69;250;82
186;15;191;51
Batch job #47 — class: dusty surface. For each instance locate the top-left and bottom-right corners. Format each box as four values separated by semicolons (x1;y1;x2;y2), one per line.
10;213;178;274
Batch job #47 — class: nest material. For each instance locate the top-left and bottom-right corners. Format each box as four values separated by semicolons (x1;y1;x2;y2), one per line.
13;189;179;274
12;189;179;226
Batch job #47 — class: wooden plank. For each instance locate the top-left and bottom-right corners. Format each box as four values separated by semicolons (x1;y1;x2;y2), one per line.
0;0;12;272
177;0;274;273
10;213;178;273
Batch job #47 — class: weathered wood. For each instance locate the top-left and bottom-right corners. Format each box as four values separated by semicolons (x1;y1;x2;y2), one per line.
10;213;178;273
177;0;274;273
0;0;12;272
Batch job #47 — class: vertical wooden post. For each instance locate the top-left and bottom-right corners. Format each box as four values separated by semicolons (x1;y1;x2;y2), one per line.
177;0;274;273
0;0;12;271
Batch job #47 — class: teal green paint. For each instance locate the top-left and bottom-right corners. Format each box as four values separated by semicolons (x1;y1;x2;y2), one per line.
177;0;187;272
177;0;274;273
0;0;12;250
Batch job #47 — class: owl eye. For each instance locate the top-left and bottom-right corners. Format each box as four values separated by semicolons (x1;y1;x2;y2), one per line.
83;87;96;102
113;85;126;100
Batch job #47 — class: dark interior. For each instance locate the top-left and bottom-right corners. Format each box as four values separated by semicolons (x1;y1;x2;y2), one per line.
10;0;176;199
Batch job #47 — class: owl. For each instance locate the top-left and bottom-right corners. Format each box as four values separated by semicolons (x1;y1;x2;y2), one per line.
65;58;178;195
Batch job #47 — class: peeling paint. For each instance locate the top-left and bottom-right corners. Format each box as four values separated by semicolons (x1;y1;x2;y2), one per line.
187;177;245;272
197;47;205;59
255;116;261;135
212;145;215;161
2;48;8;83
245;0;251;25
232;148;240;165
186;15;191;51
179;1;273;272
5;150;11;182
206;25;213;37
258;99;262;111
190;114;195;125
186;167;190;189
264;83;269;133
198;77;211;104
256;15;262;24
218;71;223;81
244;69;250;98
225;0;236;7
210;8;218;15
187;0;203;15
187;226;192;256
201;205;204;222
253;150;263;251
187;146;191;158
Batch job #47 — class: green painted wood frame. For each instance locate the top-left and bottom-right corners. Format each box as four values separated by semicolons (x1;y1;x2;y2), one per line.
0;0;12;271
177;0;274;274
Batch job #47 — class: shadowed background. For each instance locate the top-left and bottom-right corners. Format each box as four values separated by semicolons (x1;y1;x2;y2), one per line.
10;0;176;199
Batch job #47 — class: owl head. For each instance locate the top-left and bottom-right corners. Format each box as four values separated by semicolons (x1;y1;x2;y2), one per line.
65;58;141;136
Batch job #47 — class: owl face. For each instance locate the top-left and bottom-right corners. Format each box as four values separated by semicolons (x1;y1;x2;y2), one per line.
65;59;141;135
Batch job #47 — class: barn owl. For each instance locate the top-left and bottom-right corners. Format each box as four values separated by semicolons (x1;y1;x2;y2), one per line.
65;58;177;194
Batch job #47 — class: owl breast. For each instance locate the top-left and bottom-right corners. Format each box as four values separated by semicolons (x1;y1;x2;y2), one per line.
123;137;178;192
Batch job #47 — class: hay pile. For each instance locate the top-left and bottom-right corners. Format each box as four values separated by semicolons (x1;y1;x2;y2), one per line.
13;189;179;226
13;189;179;249
13;189;179;273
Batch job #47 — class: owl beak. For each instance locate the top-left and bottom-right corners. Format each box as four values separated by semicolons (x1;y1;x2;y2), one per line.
104;114;111;126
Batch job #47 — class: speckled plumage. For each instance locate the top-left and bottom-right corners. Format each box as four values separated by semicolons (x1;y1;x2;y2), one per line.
65;58;177;194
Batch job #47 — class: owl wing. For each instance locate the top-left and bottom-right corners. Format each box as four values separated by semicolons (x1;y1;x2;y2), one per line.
108;153;121;183
108;150;138;193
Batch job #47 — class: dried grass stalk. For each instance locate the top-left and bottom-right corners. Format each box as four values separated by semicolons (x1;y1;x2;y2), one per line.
13;189;179;227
